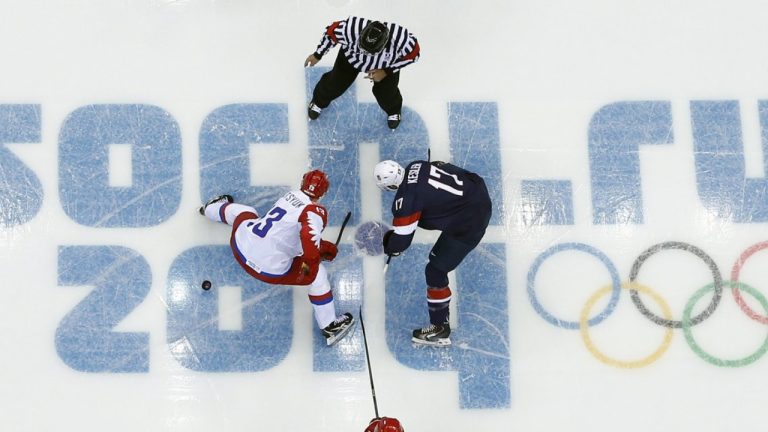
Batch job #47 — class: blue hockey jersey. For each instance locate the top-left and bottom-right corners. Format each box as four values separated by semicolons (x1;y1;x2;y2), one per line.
385;160;491;254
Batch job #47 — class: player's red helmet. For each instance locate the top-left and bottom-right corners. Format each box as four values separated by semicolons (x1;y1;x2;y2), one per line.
364;417;404;432
301;169;329;199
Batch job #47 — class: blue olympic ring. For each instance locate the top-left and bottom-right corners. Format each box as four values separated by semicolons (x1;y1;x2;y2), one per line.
527;242;621;329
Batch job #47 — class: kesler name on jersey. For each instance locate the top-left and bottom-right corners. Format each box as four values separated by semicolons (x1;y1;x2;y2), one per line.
407;163;421;184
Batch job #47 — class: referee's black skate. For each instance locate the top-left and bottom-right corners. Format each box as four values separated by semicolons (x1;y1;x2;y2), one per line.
412;323;451;346
387;113;401;130
322;312;356;346
198;194;233;215
308;101;323;120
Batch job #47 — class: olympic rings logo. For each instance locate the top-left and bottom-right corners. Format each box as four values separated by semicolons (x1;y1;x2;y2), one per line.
527;241;768;368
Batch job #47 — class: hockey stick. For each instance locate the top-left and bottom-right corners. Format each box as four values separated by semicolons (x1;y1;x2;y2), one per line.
335;211;352;246
317;211;350;269
382;254;392;276
359;305;380;419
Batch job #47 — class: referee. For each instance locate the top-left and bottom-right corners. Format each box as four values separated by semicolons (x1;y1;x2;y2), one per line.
304;16;421;130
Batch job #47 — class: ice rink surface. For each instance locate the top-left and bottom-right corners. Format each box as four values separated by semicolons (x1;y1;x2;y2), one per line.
2;0;768;431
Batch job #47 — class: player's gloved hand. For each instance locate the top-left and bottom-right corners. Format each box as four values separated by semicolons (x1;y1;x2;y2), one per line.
382;230;401;257
320;240;338;261
382;229;394;248
300;261;311;275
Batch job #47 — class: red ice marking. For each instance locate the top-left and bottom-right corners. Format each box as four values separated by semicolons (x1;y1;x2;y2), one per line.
731;241;768;324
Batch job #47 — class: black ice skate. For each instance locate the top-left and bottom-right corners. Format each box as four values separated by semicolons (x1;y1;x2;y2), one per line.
322;312;356;346
412;323;451;346
198;194;233;215
307;102;322;120
387;113;401;130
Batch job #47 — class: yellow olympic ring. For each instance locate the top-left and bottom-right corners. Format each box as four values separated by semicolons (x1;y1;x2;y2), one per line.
580;282;674;368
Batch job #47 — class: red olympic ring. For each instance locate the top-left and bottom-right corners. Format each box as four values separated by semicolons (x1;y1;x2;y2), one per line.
731;241;768;324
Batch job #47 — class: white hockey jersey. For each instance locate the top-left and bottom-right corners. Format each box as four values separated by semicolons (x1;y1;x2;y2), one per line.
233;190;328;276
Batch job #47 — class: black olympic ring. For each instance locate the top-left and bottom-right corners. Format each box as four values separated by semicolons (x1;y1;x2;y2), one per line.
527;240;768;368
628;241;722;328
629;241;723;328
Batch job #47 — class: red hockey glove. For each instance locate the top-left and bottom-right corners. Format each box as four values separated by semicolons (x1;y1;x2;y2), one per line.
320;240;338;261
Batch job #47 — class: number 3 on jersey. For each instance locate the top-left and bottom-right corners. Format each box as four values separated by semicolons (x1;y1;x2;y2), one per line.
428;165;463;195
252;207;287;237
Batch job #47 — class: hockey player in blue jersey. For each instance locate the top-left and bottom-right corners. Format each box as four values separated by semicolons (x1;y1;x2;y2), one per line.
373;159;492;346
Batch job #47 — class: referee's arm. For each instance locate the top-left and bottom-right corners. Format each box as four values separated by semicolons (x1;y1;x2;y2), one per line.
386;33;420;75
310;19;347;61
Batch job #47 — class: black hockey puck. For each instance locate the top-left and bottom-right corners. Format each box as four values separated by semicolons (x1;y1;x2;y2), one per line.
201;280;211;290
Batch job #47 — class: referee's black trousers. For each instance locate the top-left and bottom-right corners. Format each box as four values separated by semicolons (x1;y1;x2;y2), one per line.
312;50;403;116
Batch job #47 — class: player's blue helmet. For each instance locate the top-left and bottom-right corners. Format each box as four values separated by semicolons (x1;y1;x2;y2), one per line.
374;160;404;191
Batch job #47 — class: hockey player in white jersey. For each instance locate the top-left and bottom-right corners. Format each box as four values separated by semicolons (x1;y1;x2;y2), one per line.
199;169;355;345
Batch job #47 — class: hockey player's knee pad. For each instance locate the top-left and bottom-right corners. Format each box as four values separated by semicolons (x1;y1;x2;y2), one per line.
425;261;449;288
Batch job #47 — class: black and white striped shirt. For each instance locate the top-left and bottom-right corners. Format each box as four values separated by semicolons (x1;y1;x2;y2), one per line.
313;16;420;74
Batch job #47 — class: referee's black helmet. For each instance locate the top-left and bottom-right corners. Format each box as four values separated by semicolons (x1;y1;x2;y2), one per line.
360;21;389;54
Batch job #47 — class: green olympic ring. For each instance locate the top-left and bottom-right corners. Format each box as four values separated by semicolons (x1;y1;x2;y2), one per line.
530;241;768;368
682;281;768;367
